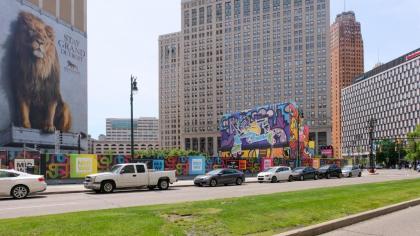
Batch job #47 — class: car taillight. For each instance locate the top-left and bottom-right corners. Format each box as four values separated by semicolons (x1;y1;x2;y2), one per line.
38;177;45;182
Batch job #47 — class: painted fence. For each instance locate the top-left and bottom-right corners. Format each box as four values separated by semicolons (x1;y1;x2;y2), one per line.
0;151;347;179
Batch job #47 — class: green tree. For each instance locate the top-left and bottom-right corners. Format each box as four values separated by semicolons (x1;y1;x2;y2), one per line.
405;125;420;169
376;139;398;167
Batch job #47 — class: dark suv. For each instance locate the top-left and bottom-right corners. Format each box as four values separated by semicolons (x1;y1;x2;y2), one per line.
318;164;342;179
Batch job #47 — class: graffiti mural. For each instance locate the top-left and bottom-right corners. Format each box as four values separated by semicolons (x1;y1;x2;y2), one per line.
220;102;314;160
45;154;70;179
220;103;298;154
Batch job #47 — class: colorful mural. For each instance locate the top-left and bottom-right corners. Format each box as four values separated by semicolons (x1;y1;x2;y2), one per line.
220;102;314;160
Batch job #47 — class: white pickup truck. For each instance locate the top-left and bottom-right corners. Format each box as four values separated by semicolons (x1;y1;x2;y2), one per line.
83;163;176;193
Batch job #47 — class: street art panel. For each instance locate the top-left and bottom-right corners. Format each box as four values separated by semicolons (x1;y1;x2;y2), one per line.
45;154;70;179
70;154;97;178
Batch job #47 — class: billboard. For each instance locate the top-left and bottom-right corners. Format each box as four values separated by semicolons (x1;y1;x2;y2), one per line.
220;103;299;154
0;1;87;139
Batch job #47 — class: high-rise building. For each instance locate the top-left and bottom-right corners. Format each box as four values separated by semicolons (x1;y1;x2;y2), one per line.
92;118;160;155
341;49;420;159
105;118;159;144
26;0;87;33
159;32;182;150
330;11;364;158
160;0;331;155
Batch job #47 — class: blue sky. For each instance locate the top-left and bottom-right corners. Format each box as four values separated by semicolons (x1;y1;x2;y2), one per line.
87;0;420;138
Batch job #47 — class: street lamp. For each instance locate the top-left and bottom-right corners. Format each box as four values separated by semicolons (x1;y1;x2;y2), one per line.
368;118;377;173
130;75;139;158
296;108;304;167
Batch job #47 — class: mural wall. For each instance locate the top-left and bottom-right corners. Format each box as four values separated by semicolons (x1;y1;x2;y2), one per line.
0;152;346;179
220;102;314;160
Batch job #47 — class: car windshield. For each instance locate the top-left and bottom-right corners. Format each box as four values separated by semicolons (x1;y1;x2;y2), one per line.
263;168;276;172
320;165;330;170
206;169;222;175
110;165;122;173
293;167;304;172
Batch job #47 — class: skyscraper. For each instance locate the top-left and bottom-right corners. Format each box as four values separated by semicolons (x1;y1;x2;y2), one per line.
26;0;87;33
159;32;182;149
330;11;364;158
160;0;331;155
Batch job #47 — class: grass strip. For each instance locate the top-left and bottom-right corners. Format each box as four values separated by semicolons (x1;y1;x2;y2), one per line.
1;178;420;236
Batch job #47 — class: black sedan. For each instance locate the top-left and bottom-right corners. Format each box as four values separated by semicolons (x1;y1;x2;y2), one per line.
193;169;245;187
291;167;318;181
318;164;342;179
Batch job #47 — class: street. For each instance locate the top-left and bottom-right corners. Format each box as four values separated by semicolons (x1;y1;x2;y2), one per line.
322;205;420;236
0;170;419;219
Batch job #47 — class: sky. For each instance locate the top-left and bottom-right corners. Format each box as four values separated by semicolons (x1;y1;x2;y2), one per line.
87;0;420;139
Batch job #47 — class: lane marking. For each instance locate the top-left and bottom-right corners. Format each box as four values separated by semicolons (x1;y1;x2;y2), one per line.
0;202;78;211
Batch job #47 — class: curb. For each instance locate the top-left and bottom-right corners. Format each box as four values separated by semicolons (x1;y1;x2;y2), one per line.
275;198;420;236
39;179;259;195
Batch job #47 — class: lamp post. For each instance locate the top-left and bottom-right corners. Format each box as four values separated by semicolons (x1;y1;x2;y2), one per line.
130;75;138;158
296;108;304;167
368;118;377;173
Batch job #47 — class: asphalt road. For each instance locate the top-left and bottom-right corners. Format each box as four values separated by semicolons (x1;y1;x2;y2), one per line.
0;170;419;219
322;205;420;236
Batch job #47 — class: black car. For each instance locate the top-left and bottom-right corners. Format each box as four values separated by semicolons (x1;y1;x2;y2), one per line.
291;167;318;181
193;169;245;187
318;164;342;179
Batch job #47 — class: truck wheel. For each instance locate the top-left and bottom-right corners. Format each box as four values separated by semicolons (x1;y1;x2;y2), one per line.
158;179;169;190
11;185;29;199
101;181;114;193
358;172;362;177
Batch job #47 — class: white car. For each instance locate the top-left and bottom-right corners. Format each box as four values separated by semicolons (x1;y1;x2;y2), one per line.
0;169;47;199
341;165;362;177
257;166;293;183
84;163;177;193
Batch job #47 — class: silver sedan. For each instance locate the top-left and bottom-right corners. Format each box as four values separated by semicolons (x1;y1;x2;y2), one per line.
341;165;362;178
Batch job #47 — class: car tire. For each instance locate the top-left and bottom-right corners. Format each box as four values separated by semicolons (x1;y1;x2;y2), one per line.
326;173;330;179
271;176;277;183
300;175;304;181
100;181;115;193
210;179;217;187
288;176;293;182
358;172;362;177
349;173;352;178
314;174;318;180
11;185;29;199
148;186;156;190
158;179;169;190
236;178;243;185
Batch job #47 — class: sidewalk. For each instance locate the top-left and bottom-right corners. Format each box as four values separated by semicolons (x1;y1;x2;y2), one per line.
41;177;258;195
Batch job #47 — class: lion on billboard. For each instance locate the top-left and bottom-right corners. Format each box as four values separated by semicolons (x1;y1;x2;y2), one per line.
11;12;71;133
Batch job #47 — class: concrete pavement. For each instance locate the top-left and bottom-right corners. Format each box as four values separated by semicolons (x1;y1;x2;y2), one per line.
321;204;420;236
0;169;418;219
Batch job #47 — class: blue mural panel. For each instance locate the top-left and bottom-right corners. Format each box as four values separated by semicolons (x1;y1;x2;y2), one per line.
188;156;206;175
